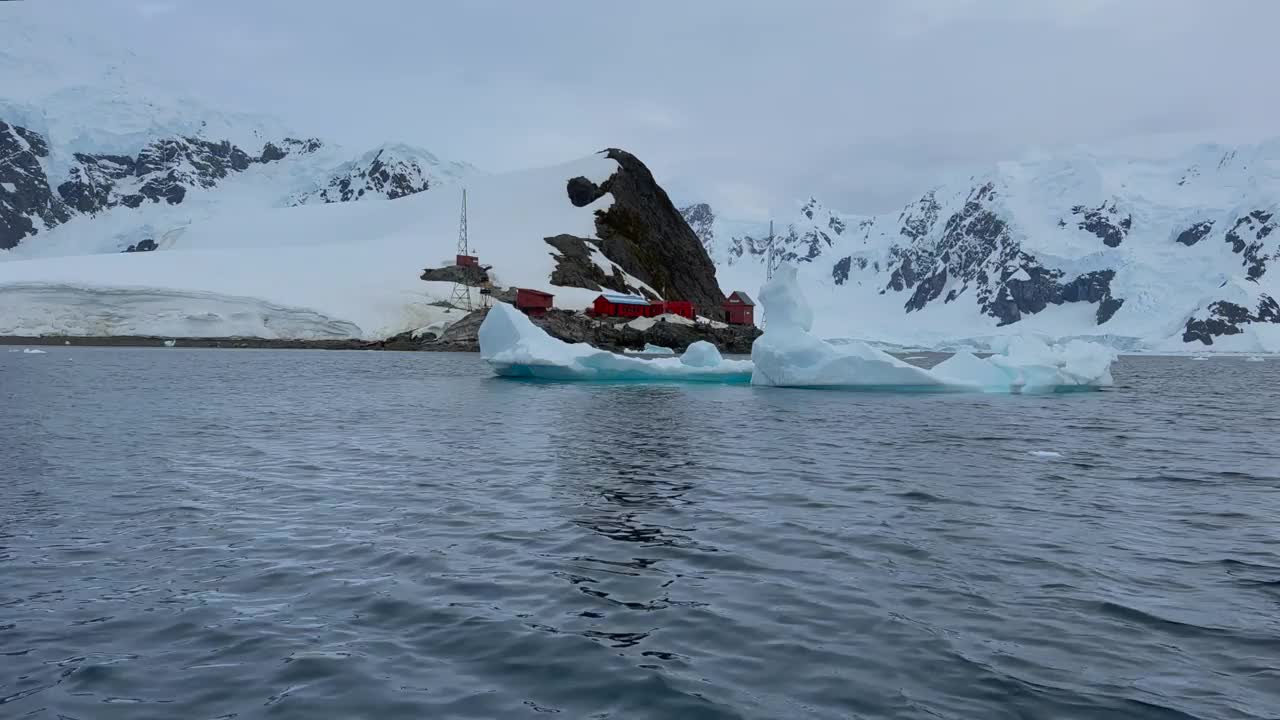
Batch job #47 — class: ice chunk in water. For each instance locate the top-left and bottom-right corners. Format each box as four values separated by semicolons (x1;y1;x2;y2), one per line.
623;343;676;356
751;264;1116;392
479;303;752;382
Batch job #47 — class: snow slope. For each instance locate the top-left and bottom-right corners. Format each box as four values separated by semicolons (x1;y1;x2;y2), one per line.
685;139;1280;353
0;2;478;257
0;154;659;339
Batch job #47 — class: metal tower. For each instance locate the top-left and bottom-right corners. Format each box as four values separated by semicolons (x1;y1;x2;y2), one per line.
448;188;473;311
765;220;777;280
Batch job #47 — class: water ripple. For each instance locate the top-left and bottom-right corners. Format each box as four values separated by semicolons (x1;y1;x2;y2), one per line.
1;350;1277;719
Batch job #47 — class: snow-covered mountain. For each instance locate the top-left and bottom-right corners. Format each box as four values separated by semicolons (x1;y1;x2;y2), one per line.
0;2;477;257
0;119;479;256
684;140;1280;353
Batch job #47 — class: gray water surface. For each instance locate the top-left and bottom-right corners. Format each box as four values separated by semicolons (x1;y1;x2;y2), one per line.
2;348;1278;719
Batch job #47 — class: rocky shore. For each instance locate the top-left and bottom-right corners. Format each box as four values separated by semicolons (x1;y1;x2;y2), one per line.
0;308;762;353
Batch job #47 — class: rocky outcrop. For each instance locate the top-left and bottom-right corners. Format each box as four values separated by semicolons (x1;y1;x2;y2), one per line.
1183;294;1280;345
558;149;725;317
543;234;654;298
417;307;760;354
1;120;71;250
420;263;489;286
1224;210;1275;281
1176;221;1214;246
123;239;158;253
1070;201;1131;247
292;145;441;205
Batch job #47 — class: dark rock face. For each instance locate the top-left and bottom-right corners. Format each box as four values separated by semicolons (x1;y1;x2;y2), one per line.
884;183;1124;326
1175;221;1214;246
1070;201;1132;247
543;234;654;298
1;120;72;249
1183;294;1280;344
123;239;158;253
296;147;430;204
899;191;940;242
832;256;852;285
572;149;725;317
1224;210;1276;281
420;263;488;286
567;176;607;207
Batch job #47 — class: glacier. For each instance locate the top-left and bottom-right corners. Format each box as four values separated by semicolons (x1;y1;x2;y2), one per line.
478;302;753;382
750;265;1116;392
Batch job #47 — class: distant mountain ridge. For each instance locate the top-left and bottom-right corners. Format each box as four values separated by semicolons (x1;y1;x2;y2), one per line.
683;140;1280;352
1;117;477;253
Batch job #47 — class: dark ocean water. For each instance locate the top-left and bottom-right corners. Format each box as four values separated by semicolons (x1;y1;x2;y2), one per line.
2;348;1278;720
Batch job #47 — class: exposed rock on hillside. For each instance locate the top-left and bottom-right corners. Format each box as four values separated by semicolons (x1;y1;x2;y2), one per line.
560;149;725;316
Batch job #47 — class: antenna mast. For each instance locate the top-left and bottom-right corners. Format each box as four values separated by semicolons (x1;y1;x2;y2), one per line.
765;219;776;281
448;188;473;311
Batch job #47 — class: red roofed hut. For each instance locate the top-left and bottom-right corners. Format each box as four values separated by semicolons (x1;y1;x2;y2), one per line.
723;291;755;325
649;300;695;319
515;288;554;316
591;293;652;318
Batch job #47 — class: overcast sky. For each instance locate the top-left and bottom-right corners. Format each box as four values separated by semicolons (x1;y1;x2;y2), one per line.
16;0;1280;218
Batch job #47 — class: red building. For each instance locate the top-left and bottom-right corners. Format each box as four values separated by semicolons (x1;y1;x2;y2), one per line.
515;288;554;316
456;254;479;267
649;300;695;319
723;291;755;325
592;293;652;318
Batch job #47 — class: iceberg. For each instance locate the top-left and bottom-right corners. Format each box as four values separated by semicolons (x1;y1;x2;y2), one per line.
750;264;1116;392
478;303;752;382
623;343;676;356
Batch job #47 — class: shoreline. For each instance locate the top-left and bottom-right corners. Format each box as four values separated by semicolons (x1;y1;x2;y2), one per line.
0;335;459;351
2;336;1269;358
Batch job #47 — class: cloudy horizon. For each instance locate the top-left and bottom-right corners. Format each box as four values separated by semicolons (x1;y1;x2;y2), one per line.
7;0;1279;219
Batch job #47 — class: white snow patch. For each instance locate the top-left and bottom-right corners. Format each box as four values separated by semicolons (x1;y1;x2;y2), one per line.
479;302;752;382
0;182;15;193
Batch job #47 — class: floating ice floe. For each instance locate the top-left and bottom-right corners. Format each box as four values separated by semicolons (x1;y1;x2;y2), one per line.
750;265;1116;392
479;303;752;382
22;348;48;354
623;343;676;356
1246;355;1266;362
1027;450;1063;458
